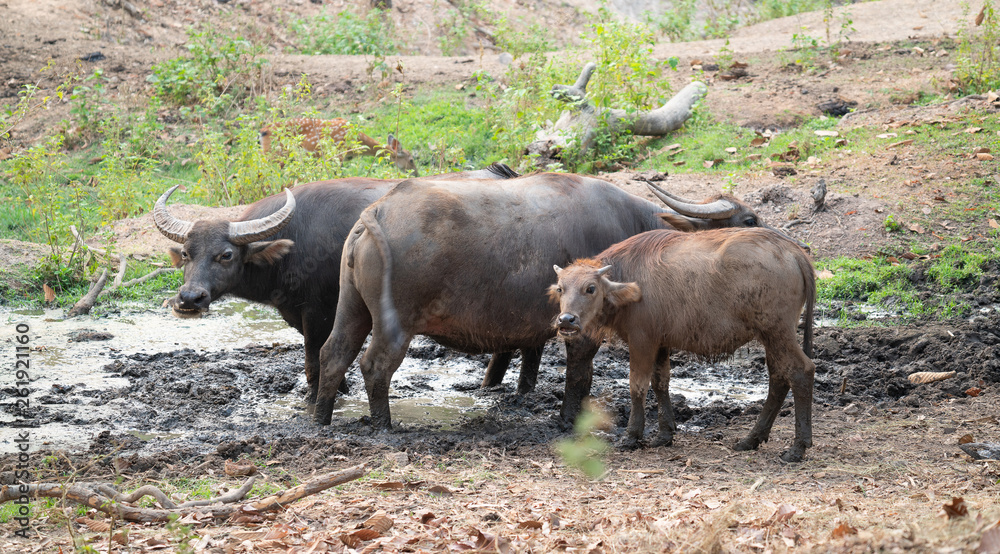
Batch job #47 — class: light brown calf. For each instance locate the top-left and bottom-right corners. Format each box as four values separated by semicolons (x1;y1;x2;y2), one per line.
550;228;816;462
260;118;418;176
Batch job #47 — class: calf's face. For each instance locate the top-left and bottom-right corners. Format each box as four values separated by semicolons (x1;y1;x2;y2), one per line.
549;263;641;338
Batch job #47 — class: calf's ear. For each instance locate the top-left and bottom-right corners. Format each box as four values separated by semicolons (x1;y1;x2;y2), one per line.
168;247;184;268
605;280;641;308
658;213;697;232
247;239;294;266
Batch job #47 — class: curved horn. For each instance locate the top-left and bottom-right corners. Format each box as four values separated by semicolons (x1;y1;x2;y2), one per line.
597;265;612;276
645;181;739;220
227;188;296;245
153;185;194;244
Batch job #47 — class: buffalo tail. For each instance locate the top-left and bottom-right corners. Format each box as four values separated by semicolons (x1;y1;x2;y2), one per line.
798;252;816;358
359;209;406;350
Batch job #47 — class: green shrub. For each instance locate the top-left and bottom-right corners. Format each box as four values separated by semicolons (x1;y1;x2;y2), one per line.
955;0;1000;93
290;9;397;56
147;22;270;113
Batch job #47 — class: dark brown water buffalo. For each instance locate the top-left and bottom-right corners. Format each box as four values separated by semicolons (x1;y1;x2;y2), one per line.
314;173;805;428
550;228;816;462
152;164;521;404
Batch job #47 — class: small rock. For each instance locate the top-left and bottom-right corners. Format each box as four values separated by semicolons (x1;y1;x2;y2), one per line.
959;442;1000;460
843;403;860;415
498;52;513;66
68;330;114;342
386;451;408;465
79;51;106;63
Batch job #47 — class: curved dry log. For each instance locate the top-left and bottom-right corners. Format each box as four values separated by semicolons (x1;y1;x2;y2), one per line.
0;464;366;523
529;62;707;159
67;269;108;318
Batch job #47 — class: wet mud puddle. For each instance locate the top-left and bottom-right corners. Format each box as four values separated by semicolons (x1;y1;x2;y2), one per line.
1;300;769;455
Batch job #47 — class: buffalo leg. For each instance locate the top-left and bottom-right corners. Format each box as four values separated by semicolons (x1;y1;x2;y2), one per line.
516;345;544;395
651;346;675;447
302;314;348;410
623;342;657;449
314;287;372;425
359;330;412;430
562;336;601;426
781;342;815;463
735;342;791;455
481;352;514;388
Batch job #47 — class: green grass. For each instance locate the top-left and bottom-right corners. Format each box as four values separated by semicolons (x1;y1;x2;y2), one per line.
815;243;994;320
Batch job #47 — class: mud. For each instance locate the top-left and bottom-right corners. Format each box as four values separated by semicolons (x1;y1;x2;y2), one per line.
3;288;998;480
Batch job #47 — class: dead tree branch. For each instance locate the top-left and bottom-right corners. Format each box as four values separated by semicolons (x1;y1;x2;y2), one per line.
528;62;707;160
1;464;366;523
67;269;108;317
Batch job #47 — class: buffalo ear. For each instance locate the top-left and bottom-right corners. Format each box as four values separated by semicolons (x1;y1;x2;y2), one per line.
605;280;641;308
168;247;185;268
658;213;697;232
247;239;294;266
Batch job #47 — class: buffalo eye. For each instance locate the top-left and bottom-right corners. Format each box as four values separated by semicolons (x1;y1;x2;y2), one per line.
181;250;190;260
555;286;562;294
743;216;758;227
219;250;234;262
586;284;596;294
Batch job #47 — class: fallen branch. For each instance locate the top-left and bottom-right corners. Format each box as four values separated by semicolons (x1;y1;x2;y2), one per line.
528;62;707;159
70;225;121;262
1;464;366;523
100;268;178;297
67;269;108;317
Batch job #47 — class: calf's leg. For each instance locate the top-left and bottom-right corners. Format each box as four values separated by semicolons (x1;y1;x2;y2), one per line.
623;342;657;449
562;336;601;426
651;346;676;447
734;350;790;454
782;345;815;462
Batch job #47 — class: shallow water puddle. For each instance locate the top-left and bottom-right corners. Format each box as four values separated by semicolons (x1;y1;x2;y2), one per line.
3;299;775;453
1;300;300;452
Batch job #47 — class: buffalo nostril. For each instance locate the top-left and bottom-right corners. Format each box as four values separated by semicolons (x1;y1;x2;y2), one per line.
558;313;578;326
178;289;209;307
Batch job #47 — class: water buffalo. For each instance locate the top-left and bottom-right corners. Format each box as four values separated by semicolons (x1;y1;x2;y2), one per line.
153;164;520;405
550;228;815;461
261;118;418;176
314;174;805;428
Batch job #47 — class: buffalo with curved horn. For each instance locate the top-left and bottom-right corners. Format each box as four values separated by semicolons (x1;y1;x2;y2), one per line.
314;173;807;428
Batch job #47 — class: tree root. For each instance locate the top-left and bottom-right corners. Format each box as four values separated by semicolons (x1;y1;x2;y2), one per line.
0;464;366;523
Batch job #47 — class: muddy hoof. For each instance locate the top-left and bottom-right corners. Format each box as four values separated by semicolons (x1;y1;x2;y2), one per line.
734;438;760;452
649;434;673;448
779;446;806;463
617;436;642;450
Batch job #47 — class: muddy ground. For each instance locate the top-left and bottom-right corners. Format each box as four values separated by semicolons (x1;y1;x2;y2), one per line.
2;0;1000;551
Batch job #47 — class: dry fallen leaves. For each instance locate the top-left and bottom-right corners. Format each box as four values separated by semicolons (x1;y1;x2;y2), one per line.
43;283;55;303
966;387;983;397
959;434;975;445
980;525;1000;554
942;497;968;519
831;521;858;539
